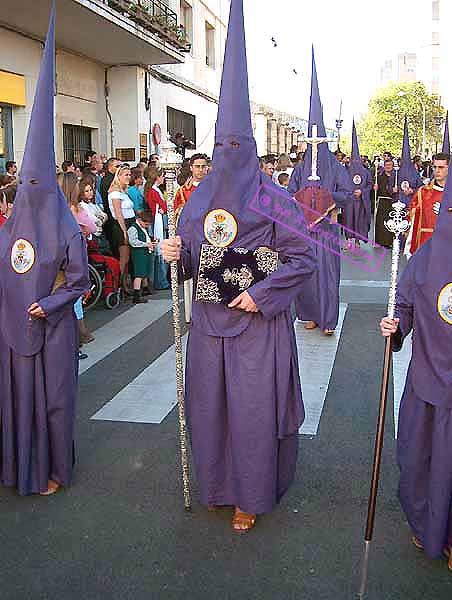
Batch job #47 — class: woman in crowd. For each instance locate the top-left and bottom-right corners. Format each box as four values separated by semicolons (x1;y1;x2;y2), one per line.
60;172;96;349
108;164;134;291
144;167;169;290
273;153;294;184
79;176;108;248
127;168;146;213
0;185;16;226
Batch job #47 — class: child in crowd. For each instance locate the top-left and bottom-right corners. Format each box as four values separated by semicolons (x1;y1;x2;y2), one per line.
277;172;290;189
127;209;157;304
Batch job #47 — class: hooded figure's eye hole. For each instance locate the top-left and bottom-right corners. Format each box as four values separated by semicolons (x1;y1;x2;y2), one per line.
29;179;39;185
230;141;240;148
215;142;224;148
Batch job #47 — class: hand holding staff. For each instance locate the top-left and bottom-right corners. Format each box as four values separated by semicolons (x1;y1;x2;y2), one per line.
358;201;409;598
162;169;192;512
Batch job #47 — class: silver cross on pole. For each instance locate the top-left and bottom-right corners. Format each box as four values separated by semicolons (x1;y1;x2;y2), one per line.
305;124;335;181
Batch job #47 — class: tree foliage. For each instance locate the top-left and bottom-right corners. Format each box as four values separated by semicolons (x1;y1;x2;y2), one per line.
356;82;445;159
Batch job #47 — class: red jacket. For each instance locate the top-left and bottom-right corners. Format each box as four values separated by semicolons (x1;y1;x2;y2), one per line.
145;187;167;218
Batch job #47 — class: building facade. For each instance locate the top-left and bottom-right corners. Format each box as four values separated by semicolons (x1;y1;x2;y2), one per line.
0;0;312;173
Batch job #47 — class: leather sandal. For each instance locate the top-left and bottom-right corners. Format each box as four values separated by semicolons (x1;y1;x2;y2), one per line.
39;479;61;496
442;547;452;571
232;508;256;533
304;321;318;330
411;536;424;550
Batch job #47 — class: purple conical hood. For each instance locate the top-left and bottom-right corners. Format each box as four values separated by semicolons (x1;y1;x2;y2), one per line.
399;116;423;195
20;4;57;185
294;46;336;190
401;116;411;162
442;111;450;154
350;119;360;161
215;0;253;141
0;3;80;357
308;46;326;138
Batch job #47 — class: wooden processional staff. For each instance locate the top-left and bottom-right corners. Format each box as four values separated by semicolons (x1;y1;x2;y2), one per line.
161;145;192;511
357;200;409;598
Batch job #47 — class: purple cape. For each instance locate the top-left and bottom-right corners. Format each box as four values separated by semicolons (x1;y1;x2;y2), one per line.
177;0;316;513
0;5;89;495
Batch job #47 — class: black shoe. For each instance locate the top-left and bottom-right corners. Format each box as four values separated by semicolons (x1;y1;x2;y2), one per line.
142;287;153;296
78;351;88;360
133;290;148;304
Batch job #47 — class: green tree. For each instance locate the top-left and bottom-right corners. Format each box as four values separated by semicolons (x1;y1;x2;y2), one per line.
357;82;445;159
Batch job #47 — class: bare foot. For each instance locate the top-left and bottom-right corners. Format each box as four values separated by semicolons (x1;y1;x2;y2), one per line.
232;507;256;533
304;321;318;330
323;329;335;336
39;479;61;496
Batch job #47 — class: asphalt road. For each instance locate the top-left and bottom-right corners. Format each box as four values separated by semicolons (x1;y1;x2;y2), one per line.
1;253;451;600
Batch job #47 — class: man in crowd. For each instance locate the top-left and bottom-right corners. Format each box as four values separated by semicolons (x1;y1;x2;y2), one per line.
174;153;209;216
83;150;97;170
407;152;450;255
374;158;397;248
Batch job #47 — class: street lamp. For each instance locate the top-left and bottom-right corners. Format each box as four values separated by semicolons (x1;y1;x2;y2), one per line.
398;90;426;158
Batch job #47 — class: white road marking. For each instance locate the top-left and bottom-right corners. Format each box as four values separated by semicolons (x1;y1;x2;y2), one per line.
297;303;348;436
79;299;172;375
392;332;412;439
91;336;187;424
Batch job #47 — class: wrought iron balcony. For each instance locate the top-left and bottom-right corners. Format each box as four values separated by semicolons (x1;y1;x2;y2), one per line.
107;0;191;53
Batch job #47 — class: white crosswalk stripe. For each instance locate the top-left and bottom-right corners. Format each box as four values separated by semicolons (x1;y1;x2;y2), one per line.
297;303;348;436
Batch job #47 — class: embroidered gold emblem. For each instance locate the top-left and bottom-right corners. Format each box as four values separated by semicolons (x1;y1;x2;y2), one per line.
438;283;452;325
204;209;237;247
11;239;35;274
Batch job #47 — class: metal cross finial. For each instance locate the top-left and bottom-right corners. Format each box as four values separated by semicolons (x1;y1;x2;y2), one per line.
305;124;335;181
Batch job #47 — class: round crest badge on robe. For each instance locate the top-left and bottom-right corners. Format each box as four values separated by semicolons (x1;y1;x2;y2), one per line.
204;209;237;248
11;239;35;274
438;283;452;325
353;174;362;186
401;180;410;192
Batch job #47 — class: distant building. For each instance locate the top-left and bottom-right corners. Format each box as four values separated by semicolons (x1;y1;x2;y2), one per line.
380;53;417;86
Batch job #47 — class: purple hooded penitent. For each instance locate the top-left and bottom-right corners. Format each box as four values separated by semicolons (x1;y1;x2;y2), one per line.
0;4;89;495
442;111;450;155
398;116;423;205
343;119;372;239
394;167;452;558
177;0;316;514
288;47;352;331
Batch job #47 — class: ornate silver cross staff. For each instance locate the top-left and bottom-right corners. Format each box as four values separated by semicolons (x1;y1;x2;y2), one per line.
358;200;409;598
305;123;335;181
160;142;192;511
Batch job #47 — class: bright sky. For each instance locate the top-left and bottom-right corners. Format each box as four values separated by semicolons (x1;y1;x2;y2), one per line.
244;0;429;133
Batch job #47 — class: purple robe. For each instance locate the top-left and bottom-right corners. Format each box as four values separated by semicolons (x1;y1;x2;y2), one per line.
175;0;317;514
0;234;89;495
289;159;352;330
394;241;452;558
0;7;89;495
343;121;372;240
